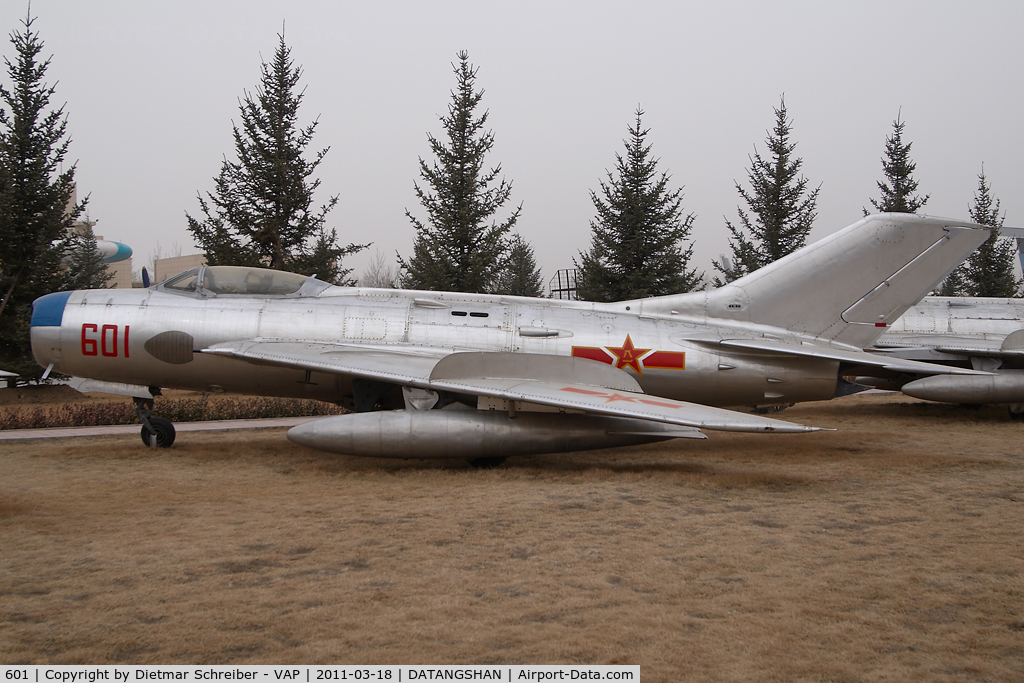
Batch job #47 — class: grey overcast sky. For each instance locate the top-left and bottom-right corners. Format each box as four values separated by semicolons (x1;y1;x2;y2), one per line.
3;0;1022;285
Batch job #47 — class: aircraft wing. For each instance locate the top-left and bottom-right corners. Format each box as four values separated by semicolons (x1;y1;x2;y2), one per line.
202;341;823;434
202;340;444;388
696;337;992;375
428;376;821;433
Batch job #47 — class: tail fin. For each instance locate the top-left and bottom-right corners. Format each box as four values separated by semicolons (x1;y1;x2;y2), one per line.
639;214;991;349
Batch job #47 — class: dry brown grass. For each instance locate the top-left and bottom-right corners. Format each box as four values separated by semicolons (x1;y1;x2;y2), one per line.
1;392;1022;681
0;387;342;429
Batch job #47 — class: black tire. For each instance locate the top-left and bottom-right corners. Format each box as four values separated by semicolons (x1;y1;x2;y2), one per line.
468;456;507;469
140;416;176;447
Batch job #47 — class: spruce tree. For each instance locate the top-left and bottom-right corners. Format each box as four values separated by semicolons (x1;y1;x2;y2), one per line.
63;221;113;291
713;97;819;285
944;170;1020;297
865;113;929;214
187;34;365;284
0;13;84;378
937;266;967;297
399;51;519;293
494;234;544;297
575;108;701;302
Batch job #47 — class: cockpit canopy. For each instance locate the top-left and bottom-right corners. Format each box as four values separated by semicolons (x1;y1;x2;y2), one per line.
160;266;321;296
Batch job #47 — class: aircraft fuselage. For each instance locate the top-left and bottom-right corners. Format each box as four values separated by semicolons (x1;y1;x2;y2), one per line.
31;283;840;409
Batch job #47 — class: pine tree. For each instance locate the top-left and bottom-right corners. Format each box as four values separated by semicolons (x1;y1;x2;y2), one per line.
944;170;1020;297
937;266;967;297
494;234;544;297
713;97;819;285
865;112;929;215
63;221;113;291
399;51;520;293
0;13;85;378
575;108;701;302
187;34;365;285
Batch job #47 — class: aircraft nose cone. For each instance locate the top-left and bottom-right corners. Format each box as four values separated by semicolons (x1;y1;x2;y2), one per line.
286;420;319;449
31;291;72;327
30;291;73;371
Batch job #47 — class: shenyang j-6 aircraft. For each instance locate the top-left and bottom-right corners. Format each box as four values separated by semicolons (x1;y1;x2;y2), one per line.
31;213;992;465
858;227;1024;414
868;296;1024;413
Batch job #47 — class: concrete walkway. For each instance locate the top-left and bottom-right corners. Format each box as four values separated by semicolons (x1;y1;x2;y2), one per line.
0;416;319;442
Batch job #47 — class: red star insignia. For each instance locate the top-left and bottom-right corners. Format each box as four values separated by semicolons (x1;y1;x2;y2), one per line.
606;334;651;375
600;392;642;404
559;387;642;404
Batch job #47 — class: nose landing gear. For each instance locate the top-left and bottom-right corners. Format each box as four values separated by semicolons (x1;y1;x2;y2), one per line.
133;396;176;447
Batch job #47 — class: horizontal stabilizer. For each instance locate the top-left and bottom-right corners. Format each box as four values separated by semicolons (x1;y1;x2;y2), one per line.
873;335;1005;352
873;333;1024;359
707;337;992;375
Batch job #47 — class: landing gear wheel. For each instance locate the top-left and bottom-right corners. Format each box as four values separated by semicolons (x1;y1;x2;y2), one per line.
140;416;176;448
468;456;507;469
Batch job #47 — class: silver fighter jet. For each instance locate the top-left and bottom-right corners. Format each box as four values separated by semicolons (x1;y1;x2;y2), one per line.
30;213;992;464
868;296;1024;415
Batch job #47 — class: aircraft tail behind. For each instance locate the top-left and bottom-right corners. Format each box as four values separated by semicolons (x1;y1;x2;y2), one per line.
639;214;991;349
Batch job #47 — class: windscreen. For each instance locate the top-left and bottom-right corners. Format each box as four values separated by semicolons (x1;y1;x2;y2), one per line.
161;268;201;292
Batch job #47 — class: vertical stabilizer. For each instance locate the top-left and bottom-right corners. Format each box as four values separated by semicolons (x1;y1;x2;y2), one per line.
638;214;991;349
